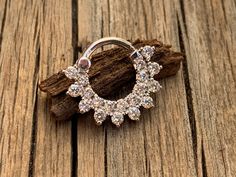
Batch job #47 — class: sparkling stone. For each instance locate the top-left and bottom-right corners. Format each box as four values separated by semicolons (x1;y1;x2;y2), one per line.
148;62;162;76
134;58;147;71
133;83;150;96
92;96;105;109
136;70;149;82
141;46;155;61
76;57;91;70
78;99;91;113
128;107;140;120
63;66;79;79
104;101;117;115
67;82;83;97
111;112;124;127
77;73;89;86
83;87;95;99
94;109;107;125
126;93;142;107
142;96;154;109
116;99;129;114
148;79;162;93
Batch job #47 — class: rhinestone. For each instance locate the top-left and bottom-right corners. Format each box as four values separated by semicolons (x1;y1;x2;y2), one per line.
83;87;95;99
77;73;89;86
133;83;150;96
116;99;129;114
148;79;162;93
134;59;147;71
128;107;140;120
142;96;154;109
104;101;117;115
67;82;83;97
126;94;142;107
148;62;161;76
137;70;149;82
78;99;91;113
111;112;124;127
141;46;155;61
63;66;79;79
92;96;105;108
94;109;107;125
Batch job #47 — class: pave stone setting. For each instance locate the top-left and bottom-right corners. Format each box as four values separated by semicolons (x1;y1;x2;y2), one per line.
63;45;162;127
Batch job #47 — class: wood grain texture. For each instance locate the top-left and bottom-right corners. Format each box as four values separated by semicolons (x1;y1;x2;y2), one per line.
178;0;236;176
104;0;196;176
33;0;73;177
76;1;105;177
0;0;39;176
0;0;235;177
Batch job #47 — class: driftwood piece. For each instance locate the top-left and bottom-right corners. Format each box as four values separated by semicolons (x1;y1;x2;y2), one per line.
39;39;183;120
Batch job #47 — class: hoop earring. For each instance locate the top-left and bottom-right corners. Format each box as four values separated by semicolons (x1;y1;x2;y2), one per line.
63;37;162;127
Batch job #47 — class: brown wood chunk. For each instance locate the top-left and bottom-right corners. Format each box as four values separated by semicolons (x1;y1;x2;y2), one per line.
39;39;183;120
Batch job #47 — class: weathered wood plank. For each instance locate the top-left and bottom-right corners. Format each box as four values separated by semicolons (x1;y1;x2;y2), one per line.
73;0;197;177
179;0;236;176
105;1;197;176
33;0;73;176
76;0;105;177
0;1;40;176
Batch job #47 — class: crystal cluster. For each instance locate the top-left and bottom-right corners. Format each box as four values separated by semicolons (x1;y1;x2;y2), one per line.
63;46;162;127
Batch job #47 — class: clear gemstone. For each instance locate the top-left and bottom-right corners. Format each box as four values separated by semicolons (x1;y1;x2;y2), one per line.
148;79;162;93
63;66;79;79
67;82;83;97
116;99;129;114
136;70;149;82
133;83;150;96
94;109;107;125
78;99;91;113
148;62;161;76
92;96;105;109
141;46;155;61
83;87;95;99
77;73;89;86
134;59;147;71
126;93;142;107
142;96;154;109
128;107;140;120
104;101;116;115
111;112;124;127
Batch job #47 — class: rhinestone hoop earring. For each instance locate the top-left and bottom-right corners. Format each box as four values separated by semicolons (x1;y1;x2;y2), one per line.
63;37;162;127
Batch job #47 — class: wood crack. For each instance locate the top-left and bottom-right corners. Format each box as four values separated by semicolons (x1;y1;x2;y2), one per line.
201;141;208;177
177;15;198;173
0;0;8;54
28;46;40;177
71;0;78;176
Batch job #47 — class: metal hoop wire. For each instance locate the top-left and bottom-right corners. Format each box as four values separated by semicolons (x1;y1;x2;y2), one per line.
81;37;136;59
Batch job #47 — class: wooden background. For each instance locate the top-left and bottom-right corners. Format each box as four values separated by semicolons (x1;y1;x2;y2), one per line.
0;0;235;177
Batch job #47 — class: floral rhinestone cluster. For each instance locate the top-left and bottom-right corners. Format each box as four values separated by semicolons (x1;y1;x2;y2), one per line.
63;46;162;127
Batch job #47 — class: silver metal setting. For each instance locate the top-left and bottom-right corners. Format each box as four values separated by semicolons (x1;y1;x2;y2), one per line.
63;37;162;127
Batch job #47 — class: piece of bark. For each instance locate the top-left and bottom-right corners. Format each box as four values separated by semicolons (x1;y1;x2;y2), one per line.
39;39;183;120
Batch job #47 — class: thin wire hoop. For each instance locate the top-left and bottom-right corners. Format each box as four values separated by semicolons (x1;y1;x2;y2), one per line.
81;37;136;59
